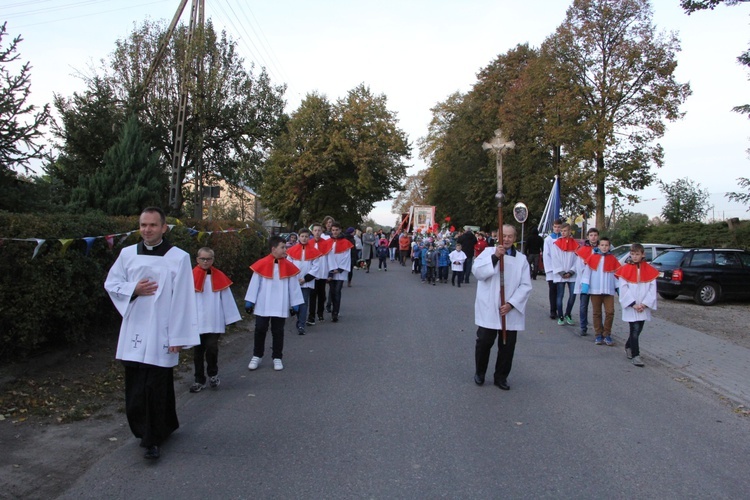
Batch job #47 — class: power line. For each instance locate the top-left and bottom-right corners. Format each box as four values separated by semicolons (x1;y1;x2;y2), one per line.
8;0;173;29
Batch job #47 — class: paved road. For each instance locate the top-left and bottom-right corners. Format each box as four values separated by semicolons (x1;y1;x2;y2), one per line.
61;261;750;498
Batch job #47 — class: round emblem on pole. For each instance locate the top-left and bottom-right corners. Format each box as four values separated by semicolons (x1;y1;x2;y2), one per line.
513;202;528;224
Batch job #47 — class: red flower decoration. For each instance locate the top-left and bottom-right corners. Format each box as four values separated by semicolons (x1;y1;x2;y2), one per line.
445;216;451;222
450;225;455;232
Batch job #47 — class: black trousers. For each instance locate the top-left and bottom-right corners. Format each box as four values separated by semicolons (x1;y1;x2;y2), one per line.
309;279;327;320
452;270;463;286
123;361;178;448
547;280;558;316
193;333;219;383
329;279;343;315
475;327;518;383
253;315;285;359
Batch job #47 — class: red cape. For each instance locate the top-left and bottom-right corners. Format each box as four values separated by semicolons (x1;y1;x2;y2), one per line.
585;253;621;272
313;237;333;255
193;266;233;292
286;243;323;261
249;254;300;279
331;237;354;254
554;237;579;252
575;245;594;260
615;262;659;283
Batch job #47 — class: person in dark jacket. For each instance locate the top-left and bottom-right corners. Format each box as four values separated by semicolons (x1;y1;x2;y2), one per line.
456;229;478;284
525;230;545;280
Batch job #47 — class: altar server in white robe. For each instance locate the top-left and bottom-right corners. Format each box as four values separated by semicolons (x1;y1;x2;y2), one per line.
286;228;322;335
472;224;532;391
104;207;200;460
245;235;304;371
190;247;242;393
326;222;354;323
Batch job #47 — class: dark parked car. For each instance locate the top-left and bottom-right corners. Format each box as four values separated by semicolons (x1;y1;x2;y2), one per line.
651;248;750;305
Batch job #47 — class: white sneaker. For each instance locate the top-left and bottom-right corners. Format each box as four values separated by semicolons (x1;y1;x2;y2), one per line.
273;358;284;371
632;356;645;367
625;347;633;359
248;356;261;370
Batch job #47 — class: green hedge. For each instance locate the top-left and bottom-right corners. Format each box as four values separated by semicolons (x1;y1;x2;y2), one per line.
0;211;266;360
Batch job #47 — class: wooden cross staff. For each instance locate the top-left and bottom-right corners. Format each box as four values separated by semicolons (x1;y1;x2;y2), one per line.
482;129;515;344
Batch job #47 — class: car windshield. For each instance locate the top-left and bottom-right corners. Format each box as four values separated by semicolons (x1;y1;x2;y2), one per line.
652;250;685;266
611;245;630;259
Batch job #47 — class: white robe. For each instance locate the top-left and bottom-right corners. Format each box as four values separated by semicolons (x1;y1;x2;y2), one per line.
244;263;304;318
550;243;578;283
287;246;321;290
196;275;242;334
327;239;351;282
617;277;658;322
449;250;467;271
581;257;618;295
105;244;200;368
542;234;557;282
472;247;532;331
312;238;330;277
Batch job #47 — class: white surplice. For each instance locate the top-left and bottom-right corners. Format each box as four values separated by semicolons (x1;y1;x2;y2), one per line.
105;244;200;368
244;263;304;318
327;239;351;282
196;275;242;334
472;247;533;331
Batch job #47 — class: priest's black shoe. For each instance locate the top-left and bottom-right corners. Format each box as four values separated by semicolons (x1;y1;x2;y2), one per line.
144;445;160;459
331;314;339;323
495;380;510;391
474;373;484;386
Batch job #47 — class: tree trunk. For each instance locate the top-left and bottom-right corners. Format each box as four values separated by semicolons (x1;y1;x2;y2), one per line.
595;152;606;230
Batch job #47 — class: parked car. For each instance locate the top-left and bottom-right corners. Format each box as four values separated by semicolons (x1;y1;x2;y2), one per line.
611;243;680;265
650;248;750;305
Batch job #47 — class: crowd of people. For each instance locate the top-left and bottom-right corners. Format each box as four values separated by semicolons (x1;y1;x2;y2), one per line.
104;208;657;461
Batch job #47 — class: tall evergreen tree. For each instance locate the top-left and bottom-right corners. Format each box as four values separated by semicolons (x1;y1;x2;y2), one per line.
69;115;165;215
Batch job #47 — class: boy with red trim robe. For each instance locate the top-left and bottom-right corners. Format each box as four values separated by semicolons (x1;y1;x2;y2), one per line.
286;228;322;335
245;236;304;371
550;223;580;325
574;228;600;336
615;243;658;367
326;222;354;322
190;247;241;393
580;237;621;346
308;222;333;325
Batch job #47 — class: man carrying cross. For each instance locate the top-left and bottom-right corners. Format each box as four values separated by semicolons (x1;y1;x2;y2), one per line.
104;207;200;460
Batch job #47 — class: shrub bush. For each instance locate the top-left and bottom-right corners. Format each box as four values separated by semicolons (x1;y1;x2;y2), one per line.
0;211;266;360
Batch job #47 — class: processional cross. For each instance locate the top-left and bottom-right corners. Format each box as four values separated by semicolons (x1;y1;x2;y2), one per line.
482;129;515;343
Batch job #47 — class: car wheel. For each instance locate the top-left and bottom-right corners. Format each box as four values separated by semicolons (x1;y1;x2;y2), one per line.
659;293;678;300
694;282;720;306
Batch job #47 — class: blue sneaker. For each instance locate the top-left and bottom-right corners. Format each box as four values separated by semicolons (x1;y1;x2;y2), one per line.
595;336;603;345
604;336;614;346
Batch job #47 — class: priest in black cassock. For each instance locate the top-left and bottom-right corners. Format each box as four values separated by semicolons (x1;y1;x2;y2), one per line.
104;207;200;460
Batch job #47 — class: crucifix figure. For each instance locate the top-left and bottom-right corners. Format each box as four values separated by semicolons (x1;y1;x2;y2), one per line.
482;129;515;343
131;334;142;349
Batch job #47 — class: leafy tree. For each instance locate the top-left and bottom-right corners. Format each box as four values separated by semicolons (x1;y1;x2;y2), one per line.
726;177;750;210
392;170;428;215
608;210;650;244
69;115;165;215
260;86;409;229
51;19;285;215
547;0;691;230
659;177;711;224
680;0;749;13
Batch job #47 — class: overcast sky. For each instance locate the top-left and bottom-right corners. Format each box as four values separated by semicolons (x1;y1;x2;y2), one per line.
6;0;750;225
